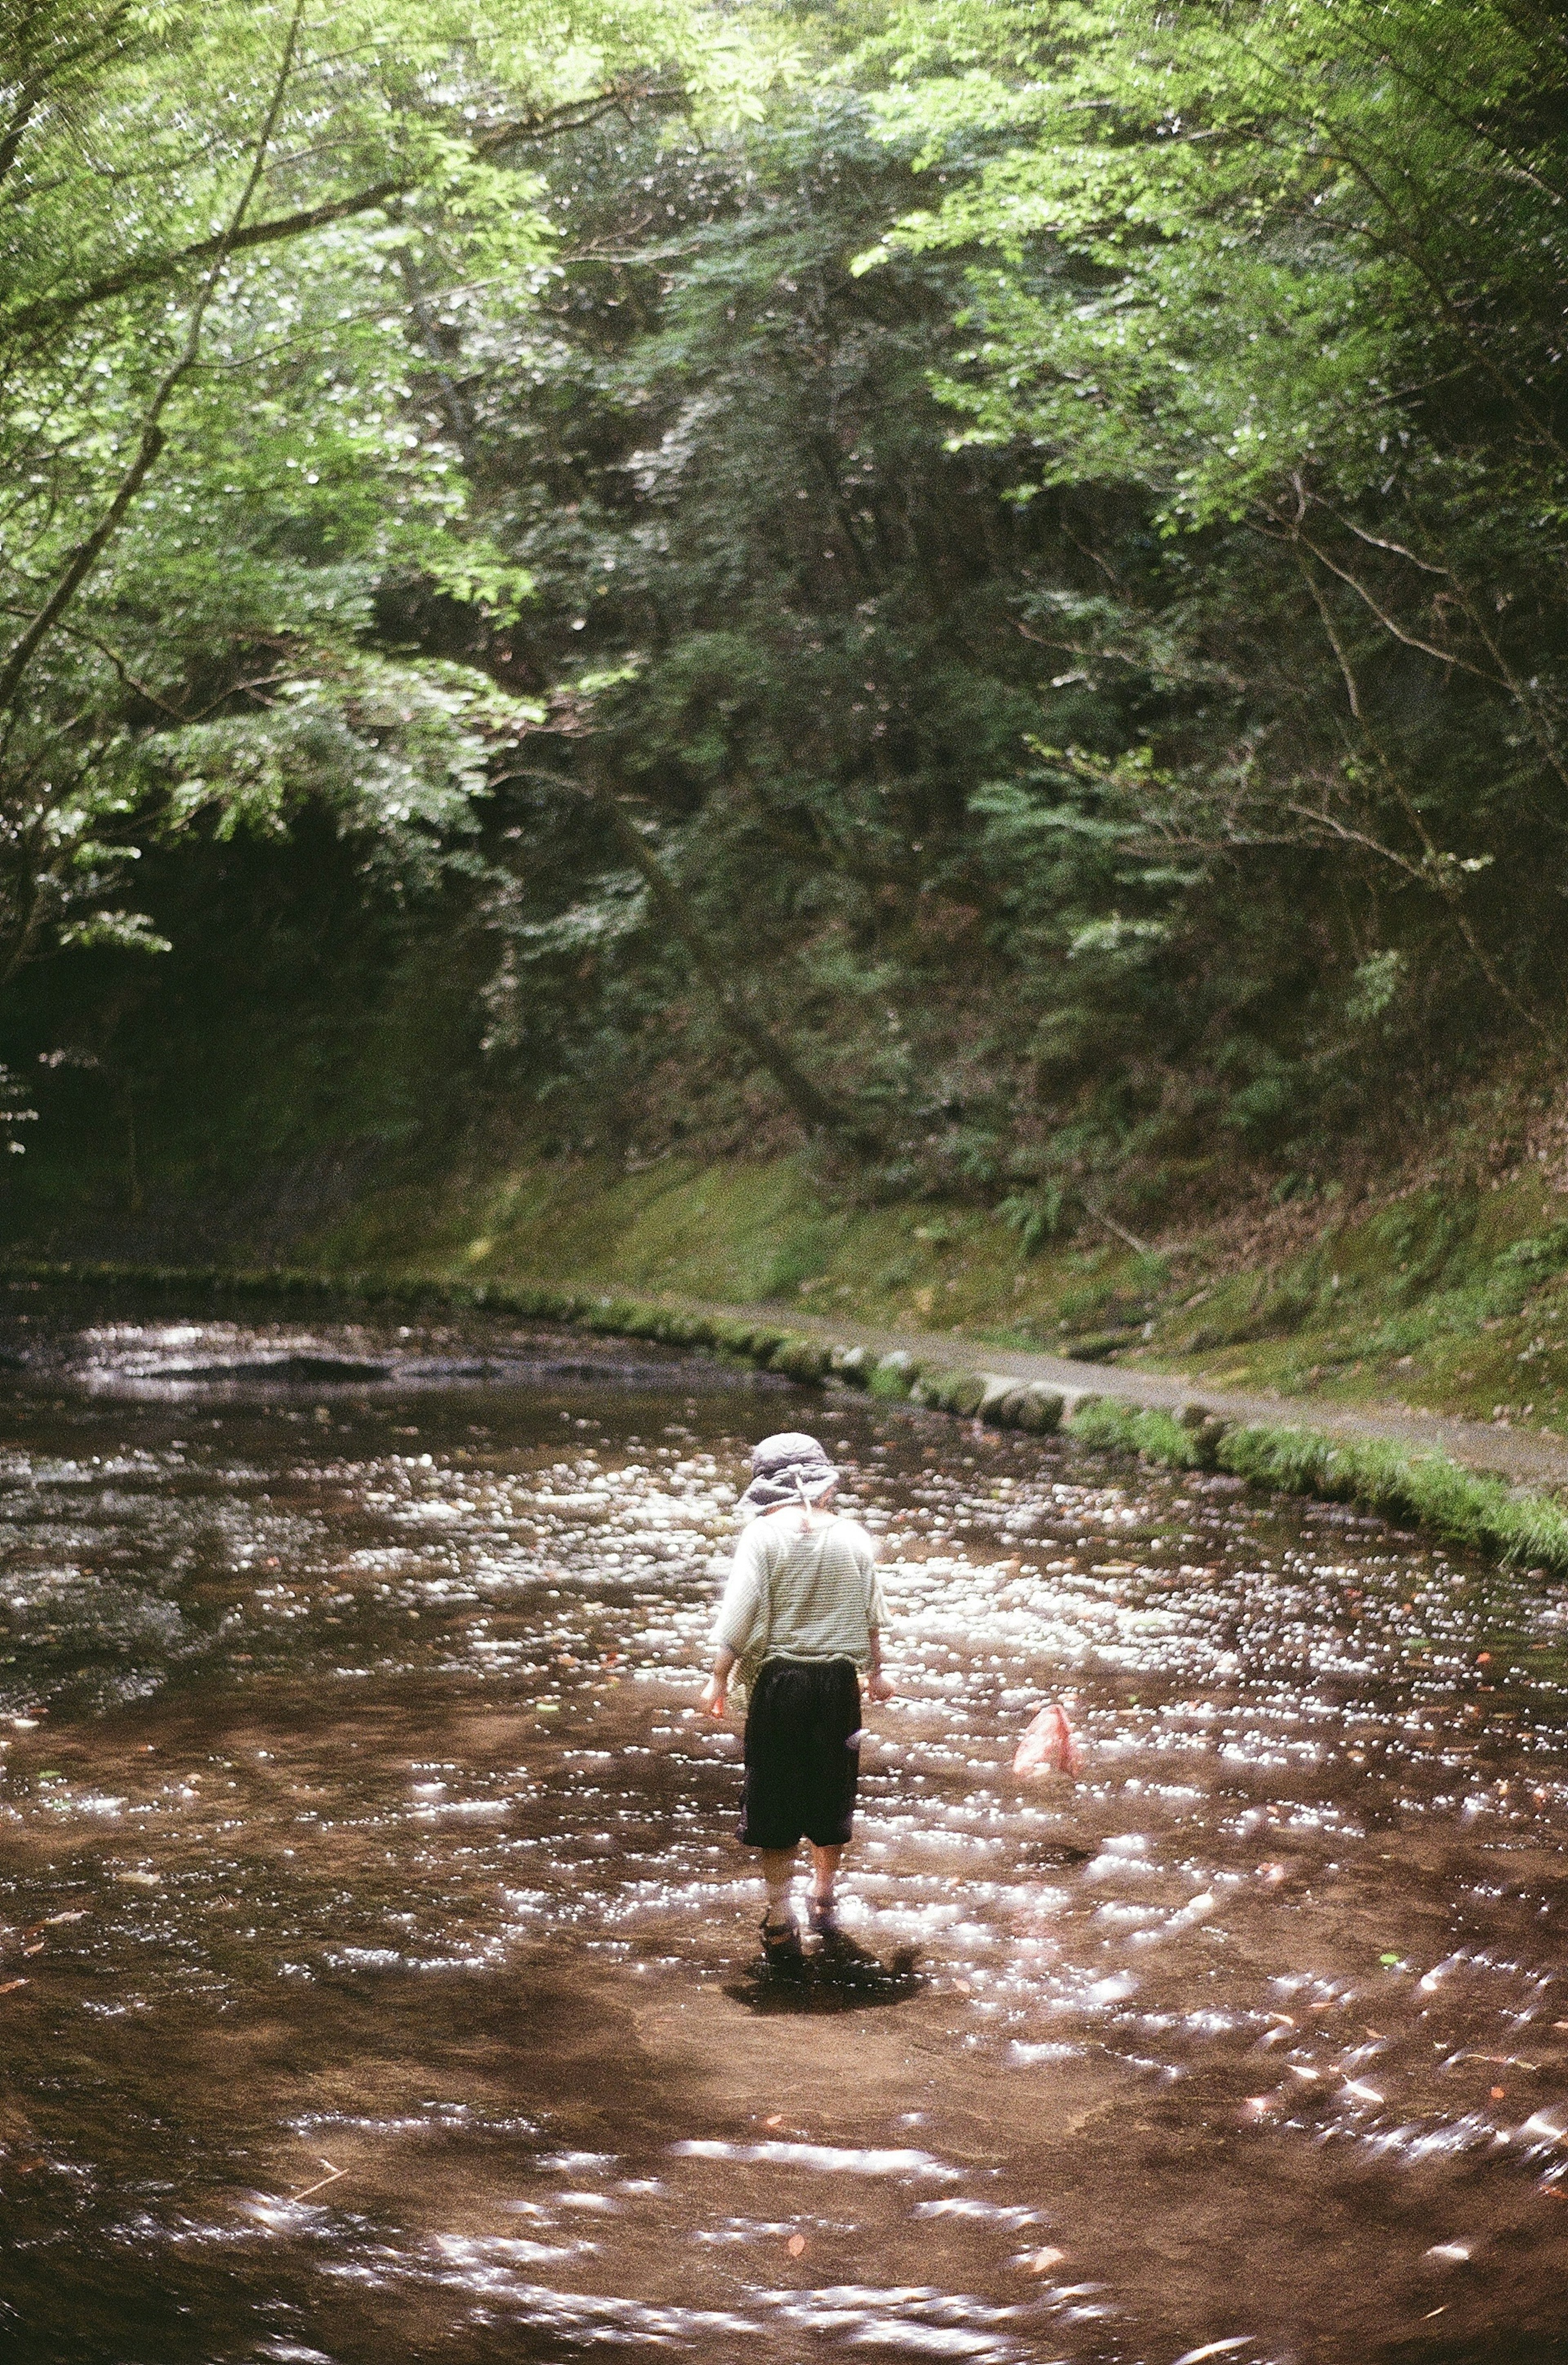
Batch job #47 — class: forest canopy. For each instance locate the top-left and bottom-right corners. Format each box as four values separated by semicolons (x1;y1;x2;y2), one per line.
3;0;1566;1230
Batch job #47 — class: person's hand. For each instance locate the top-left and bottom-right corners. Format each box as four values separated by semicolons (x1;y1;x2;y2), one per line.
866;1671;895;1704
699;1672;729;1719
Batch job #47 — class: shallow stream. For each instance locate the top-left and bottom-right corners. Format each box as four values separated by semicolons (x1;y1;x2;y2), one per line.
1;1292;1566;2363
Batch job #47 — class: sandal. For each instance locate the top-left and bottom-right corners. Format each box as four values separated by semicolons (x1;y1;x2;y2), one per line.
759;1913;805;1969
808;1897;850;1951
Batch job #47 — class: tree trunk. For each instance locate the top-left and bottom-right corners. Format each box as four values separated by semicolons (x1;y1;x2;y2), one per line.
511;761;883;1157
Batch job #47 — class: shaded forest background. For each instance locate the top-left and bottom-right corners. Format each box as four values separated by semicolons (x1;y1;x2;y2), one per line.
4;0;1568;1264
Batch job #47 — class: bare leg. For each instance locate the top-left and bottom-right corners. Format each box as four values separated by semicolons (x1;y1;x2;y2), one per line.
807;1842;843;1906
760;1846;797;1929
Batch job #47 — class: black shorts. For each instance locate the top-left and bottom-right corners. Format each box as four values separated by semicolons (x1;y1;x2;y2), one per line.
739;1657;862;1851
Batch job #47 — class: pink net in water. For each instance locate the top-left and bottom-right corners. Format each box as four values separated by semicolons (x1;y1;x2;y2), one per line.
1012;1699;1082;1780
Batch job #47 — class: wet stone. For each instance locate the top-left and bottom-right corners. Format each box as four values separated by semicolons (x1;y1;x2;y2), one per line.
0;1294;1565;2360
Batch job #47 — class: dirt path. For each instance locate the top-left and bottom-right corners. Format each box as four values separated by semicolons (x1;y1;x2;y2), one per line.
691;1298;1568;1491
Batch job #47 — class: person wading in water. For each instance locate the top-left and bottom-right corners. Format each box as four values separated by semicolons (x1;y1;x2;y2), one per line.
700;1431;893;1966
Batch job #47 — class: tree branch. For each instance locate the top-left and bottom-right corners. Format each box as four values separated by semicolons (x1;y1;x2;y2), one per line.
0;3;134;193
2;83;684;341
2;178;405;339
498;762;884;1155
0;0;308;720
1261;516;1503;684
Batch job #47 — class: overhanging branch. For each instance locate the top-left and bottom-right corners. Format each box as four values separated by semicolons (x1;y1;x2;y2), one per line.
2;83;683;342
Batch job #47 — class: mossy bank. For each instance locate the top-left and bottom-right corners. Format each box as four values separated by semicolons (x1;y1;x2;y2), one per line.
288;1146;1568;1447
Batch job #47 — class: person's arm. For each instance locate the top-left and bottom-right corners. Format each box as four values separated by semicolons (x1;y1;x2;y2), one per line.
700;1644;737;1719
864;1540;894;1700
702;1529;764;1717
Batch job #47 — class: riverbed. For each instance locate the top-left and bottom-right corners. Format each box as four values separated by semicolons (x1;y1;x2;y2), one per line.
0;1293;1565;2363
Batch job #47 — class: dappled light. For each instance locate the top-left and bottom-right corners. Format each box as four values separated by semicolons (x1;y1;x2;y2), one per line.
1;1306;1566;2358
5;0;1568;2350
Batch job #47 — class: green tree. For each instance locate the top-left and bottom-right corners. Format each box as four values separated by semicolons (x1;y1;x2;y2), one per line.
459;98;1080;1179
440;90;1347;1201
855;0;1568;1034
17;4;1568;1231
0;0;761;983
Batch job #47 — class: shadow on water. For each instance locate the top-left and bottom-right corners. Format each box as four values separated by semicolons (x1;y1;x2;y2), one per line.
725;1940;925;2015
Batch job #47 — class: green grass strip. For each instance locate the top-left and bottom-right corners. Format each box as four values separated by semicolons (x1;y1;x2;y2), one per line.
1067;1398;1207;1469
1065;1394;1568;1574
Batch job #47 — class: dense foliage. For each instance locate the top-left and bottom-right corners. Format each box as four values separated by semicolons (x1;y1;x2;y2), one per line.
854;0;1568;1149
0;0;756;966
6;1;1568;1231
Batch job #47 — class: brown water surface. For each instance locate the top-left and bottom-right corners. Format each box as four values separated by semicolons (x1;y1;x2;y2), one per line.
1;1293;1566;2363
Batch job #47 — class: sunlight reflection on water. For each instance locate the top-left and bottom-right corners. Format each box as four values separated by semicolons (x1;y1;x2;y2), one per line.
0;1296;1566;2360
